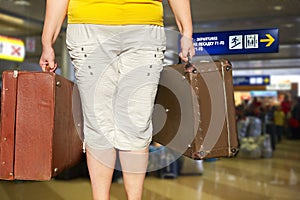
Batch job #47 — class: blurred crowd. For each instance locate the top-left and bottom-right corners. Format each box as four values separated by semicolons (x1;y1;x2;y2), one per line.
236;95;300;151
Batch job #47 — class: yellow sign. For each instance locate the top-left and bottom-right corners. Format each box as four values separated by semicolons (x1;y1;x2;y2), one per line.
264;77;270;84
260;34;275;47
0;35;25;62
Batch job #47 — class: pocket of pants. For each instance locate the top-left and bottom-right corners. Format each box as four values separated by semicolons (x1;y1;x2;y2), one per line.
66;24;98;72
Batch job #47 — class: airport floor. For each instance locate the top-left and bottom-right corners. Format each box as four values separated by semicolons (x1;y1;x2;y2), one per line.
0;138;299;200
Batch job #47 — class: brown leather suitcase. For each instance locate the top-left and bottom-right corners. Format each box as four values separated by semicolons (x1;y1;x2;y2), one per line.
0;70;83;180
152;59;239;160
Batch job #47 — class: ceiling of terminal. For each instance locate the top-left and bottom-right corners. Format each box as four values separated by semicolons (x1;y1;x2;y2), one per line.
0;0;299;72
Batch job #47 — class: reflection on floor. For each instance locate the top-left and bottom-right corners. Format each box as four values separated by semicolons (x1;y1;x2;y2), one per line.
0;139;299;200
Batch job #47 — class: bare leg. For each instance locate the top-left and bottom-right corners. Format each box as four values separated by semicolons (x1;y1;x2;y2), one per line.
86;148;116;200
119;147;149;200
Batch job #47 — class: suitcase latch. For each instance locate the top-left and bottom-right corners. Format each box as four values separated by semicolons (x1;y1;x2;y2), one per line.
13;70;18;78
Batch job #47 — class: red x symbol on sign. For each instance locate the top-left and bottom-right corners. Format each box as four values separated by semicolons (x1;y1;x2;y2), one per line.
11;45;21;56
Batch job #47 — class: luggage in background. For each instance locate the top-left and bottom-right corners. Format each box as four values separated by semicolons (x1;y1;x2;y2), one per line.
245;116;262;137
238;137;262;159
179;156;203;175
238;134;272;159
153;59;239;160
157;147;179;179
258;134;273;158
0;71;83;181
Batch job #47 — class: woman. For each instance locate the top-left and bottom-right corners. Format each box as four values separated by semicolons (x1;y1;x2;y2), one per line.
39;0;194;199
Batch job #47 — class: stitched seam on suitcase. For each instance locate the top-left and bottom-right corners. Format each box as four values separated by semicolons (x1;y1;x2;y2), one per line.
0;71;19;180
221;62;231;156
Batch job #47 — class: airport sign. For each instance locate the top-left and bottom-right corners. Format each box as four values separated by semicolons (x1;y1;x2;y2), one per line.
192;28;279;56
0;35;25;62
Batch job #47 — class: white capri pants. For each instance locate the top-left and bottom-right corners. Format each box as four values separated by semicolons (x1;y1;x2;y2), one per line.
66;24;166;151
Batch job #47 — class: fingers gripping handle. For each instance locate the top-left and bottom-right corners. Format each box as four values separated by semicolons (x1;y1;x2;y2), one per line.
184;53;197;74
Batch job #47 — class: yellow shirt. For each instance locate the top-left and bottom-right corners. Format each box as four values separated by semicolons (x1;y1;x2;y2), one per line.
274;110;285;126
68;0;164;26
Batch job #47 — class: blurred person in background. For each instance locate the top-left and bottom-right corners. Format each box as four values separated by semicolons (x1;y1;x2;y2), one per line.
289;97;300;139
273;105;285;142
281;94;292;116
281;94;292;136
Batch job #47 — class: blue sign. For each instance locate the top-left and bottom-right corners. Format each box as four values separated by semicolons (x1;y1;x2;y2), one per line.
233;75;271;86
250;91;277;97
192;28;278;56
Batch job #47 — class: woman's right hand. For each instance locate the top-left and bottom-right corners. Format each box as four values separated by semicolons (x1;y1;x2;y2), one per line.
39;0;69;72
39;46;57;72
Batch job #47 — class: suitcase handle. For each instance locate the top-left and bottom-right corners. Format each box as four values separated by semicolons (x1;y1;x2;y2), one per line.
184;53;197;74
44;63;58;73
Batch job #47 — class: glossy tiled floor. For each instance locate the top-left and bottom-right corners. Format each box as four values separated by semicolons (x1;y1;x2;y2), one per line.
0;139;299;200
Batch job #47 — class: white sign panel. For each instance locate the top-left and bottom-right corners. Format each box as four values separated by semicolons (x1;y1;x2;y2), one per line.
266;83;291;91
0;35;25;62
26;37;36;53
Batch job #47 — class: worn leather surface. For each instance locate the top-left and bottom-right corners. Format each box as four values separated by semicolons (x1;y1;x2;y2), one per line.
51;75;83;179
0;71;18;180
153;60;239;160
0;71;83;180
